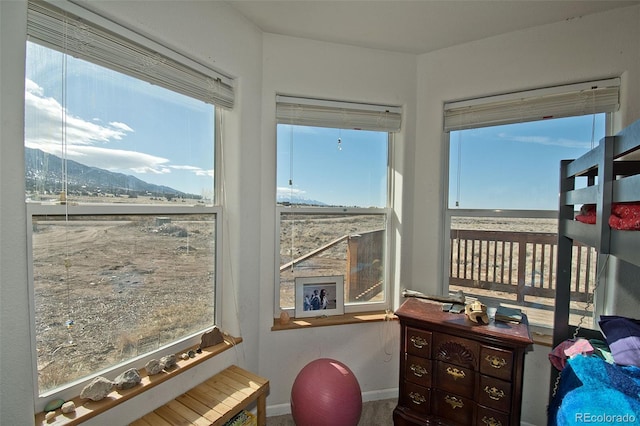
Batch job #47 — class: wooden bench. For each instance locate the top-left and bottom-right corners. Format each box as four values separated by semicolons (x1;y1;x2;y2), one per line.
130;365;269;426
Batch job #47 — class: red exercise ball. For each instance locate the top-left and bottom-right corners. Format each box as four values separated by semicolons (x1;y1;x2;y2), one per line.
290;358;362;426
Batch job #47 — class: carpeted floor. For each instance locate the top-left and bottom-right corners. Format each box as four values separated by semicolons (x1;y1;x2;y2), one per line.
266;398;397;426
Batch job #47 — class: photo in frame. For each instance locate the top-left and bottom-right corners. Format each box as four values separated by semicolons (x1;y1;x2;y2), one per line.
294;275;345;318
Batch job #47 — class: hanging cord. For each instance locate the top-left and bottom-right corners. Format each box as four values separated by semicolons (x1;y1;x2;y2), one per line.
378;308;394;363
288;124;296;273
551;253;610;397
590;111;597;150
61;19;75;343
218;108;246;367
455;131;462;207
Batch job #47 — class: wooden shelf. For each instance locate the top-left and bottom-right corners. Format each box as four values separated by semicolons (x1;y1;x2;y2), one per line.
35;336;242;426
271;310;396;331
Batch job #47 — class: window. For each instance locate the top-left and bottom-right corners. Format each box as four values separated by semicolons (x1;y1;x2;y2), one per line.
275;96;401;315
25;0;231;408
443;79;618;329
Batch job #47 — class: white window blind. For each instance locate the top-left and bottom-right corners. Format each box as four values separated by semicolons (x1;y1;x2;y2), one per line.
276;95;402;132
26;0;234;108
443;78;620;132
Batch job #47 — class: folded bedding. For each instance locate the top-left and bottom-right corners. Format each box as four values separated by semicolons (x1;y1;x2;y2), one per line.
548;355;640;425
575;203;640;230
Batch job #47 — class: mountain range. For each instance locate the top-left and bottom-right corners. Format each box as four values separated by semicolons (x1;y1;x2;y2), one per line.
25;147;190;198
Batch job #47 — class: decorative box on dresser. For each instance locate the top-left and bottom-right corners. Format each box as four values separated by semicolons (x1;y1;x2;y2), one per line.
393;298;533;426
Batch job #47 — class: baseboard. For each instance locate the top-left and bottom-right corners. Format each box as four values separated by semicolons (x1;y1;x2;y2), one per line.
266;388;399;417
266;402;292;417
362;388;398;403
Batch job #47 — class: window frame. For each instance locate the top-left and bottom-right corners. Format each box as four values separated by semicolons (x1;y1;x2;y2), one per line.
27;203;223;407
441;109;614;331
275;125;396;318
24;0;227;411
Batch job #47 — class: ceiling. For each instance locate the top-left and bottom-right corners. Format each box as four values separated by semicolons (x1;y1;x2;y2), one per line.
225;0;639;54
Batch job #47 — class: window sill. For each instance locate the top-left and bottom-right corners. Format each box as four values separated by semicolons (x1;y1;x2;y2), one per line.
271;310;396;331
530;330;553;347
35;335;242;426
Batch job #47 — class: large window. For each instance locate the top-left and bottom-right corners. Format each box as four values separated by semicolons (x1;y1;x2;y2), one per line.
443;80;618;329
25;0;230;407
275;96;400;315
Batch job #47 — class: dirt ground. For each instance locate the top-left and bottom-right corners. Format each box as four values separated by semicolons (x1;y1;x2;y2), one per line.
32;212;215;392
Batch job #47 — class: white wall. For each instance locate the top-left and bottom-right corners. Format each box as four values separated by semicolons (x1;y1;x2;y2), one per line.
2;1;640;425
258;33;417;410
0;2;33;425
0;1;263;424
413;5;640;425
412;4;640;299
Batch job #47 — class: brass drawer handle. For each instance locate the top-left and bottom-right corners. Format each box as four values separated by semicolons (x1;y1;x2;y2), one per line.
445;395;464;409
408;391;426;405
482;416;503;426
410;335;428;349
410;363;428;377
446;366;465;380
485;355;507;369
484;385;505;401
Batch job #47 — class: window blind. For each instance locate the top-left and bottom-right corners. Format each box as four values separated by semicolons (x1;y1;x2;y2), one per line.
26;0;234;108
276;95;402;132
443;78;620;132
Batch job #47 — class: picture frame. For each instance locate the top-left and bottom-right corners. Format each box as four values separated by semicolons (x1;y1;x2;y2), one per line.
294;275;344;318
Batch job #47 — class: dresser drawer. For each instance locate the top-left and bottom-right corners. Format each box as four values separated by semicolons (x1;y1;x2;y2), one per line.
478;375;512;413
432;389;473;425
480;345;514;381
405;355;432;387
434;360;475;399
477;404;510;426
433;333;479;370
405;327;432;357
402;381;431;415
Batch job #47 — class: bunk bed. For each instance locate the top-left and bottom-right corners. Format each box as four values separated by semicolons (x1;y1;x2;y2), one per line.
548;119;640;424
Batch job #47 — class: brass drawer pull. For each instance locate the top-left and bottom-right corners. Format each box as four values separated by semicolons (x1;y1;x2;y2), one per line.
446;366;465;380
408;391;426;405
484;385;505;400
410;335;428;349
410;363;428;377
482;416;502;426
485;355;507;369
445;395;464;409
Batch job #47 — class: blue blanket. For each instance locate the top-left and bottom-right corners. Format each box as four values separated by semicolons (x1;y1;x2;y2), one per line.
549;355;640;425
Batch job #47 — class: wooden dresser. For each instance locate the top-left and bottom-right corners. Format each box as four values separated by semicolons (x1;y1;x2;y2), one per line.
393;298;532;426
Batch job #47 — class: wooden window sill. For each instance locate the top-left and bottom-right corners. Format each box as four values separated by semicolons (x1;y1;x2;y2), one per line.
271;310;396;331
35;336;242;426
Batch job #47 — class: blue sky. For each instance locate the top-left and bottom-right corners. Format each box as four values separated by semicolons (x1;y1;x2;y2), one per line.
25;42;215;197
448;114;605;210
25;42;605;208
277;125;388;208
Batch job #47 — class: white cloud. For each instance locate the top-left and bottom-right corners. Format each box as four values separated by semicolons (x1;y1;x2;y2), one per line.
499;132;591;149
195;169;214;177
25;79;133;148
25;79;43;96
170;165;214;178
277;186;306;198
170;165;201;171
24;78;211;187
109;121;134;133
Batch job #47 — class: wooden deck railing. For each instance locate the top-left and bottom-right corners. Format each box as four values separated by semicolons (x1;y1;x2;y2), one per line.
450;229;597;303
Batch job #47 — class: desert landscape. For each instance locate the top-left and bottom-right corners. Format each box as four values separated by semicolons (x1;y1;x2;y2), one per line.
31;196;582;393
32;207;215;393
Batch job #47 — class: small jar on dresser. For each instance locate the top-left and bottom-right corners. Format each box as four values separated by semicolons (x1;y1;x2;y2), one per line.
393;298;533;426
